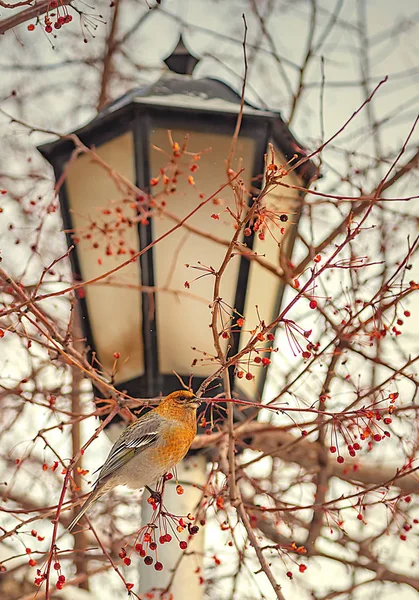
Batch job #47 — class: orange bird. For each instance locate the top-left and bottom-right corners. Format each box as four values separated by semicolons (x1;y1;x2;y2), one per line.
68;390;200;531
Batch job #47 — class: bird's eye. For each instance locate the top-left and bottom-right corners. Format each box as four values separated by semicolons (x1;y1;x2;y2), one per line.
177;393;193;402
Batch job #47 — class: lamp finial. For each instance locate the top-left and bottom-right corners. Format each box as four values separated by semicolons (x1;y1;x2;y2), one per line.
163;34;199;76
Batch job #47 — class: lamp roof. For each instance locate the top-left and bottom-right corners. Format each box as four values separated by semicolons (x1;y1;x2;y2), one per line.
101;72;277;118
39;72;317;184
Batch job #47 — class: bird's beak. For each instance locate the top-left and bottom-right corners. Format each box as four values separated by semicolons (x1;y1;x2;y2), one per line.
190;396;201;408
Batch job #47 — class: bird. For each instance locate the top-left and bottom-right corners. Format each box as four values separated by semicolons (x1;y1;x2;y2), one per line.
68;390;201;531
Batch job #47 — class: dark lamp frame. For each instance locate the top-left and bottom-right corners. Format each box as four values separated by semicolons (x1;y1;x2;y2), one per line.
39;76;315;403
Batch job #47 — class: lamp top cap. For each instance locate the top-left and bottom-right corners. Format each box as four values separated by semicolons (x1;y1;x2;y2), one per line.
163;34;200;76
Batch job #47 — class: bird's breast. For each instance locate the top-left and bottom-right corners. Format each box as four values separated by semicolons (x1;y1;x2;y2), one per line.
151;421;196;470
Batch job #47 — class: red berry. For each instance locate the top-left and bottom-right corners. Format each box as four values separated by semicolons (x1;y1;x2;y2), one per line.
299;564;307;573
144;556;153;565
53;562;60;570
286;571;293;579
154;561;163;571
404;310;410;317
404;496;411;503
29;559;37;567
126;583;134;591
56;582;64;590
245;372;253;380
254;356;262;363
261;357;271;366
373;434;381;442
267;333;275;341
329;446;337;453
302;351;311;359
353;443;360;450
384;418;392;424
179;541;187;550
45;25;53;33
337;456;344;464
309;300;317;309
400;534;407;541
165;534;172;542
150;542;157;551
58;575;65;583
123;557;131;566
27;24;35;31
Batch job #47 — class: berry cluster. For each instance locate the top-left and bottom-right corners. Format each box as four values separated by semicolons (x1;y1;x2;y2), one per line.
328;393;398;463
399;516;418;541
27;4;73;34
33;552;65;590
119;485;201;579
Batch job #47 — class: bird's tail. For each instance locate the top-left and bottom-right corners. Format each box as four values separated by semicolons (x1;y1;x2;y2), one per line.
68;487;103;532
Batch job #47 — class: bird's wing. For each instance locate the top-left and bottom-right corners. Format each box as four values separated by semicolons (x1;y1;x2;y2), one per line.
93;411;162;485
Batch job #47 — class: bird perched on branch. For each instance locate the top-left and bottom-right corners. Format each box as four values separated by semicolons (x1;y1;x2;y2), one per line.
68;390;201;531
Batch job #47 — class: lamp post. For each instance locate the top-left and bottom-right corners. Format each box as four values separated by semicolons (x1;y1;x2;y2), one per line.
39;36;315;598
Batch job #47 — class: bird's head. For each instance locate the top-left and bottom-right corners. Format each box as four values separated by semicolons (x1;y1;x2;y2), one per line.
167;389;201;409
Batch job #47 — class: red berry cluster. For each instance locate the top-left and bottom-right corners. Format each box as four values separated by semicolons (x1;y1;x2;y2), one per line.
119;506;201;574
33;556;65;590
29;8;73;34
149;143;204;201
329;394;397;463
243;207;288;243
71;198;142;265
235;330;278;380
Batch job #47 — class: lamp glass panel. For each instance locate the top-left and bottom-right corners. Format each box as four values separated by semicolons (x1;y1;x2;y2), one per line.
150;128;255;379
239;147;302;397
65;132;144;384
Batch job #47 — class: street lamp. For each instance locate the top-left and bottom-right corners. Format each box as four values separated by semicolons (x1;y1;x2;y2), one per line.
38;36;315;597
39;40;314;404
